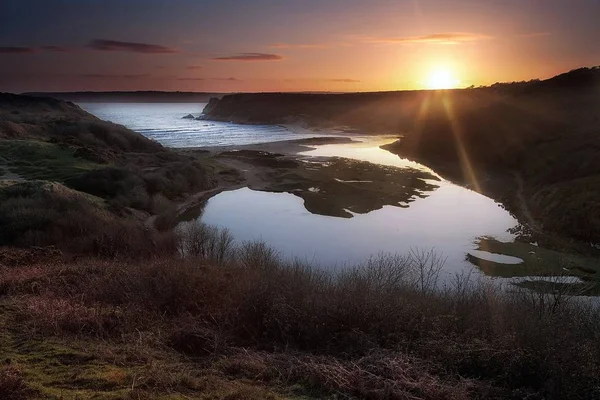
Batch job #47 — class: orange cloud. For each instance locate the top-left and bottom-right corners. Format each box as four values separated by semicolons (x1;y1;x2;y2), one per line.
187;65;203;70
366;32;492;45
329;79;360;83
269;43;328;49
211;77;242;81
212;53;283;61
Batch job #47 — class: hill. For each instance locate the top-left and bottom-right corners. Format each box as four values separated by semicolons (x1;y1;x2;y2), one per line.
0;93;215;254
203;67;600;244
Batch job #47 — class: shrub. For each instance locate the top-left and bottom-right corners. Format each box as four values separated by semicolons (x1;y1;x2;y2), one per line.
8;224;600;399
0;181;178;258
0;365;33;400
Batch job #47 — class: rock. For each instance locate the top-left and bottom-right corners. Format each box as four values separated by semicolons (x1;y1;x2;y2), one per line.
182;114;195;119
202;97;221;115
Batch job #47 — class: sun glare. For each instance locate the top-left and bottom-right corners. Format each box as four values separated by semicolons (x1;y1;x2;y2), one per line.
426;68;459;90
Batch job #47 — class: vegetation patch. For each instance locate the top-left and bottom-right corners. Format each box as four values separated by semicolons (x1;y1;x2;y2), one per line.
0;140;100;182
469;237;600;293
1;225;600;399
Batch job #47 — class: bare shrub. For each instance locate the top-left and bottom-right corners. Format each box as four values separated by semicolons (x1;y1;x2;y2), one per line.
177;221;235;265
0;365;33;400
406;248;446;295
8;241;600;399
237;241;280;270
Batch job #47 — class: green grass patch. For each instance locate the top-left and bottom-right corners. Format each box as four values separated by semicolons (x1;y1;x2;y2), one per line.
468;237;600;293
0;140;100;182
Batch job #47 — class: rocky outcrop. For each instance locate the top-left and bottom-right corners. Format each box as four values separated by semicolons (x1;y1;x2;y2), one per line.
182;114;195;119
201;97;221;116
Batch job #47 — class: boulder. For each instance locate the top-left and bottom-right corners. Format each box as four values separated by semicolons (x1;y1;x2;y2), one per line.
182;114;195;119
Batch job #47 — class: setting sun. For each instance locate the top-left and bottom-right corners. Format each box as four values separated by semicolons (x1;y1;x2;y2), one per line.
426;68;460;90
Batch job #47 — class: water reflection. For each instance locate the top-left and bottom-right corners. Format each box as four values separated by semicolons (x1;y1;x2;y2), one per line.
266;157;440;218
200;187;518;275
299;137;441;177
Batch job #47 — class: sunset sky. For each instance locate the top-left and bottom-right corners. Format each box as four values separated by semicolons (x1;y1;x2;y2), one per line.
1;0;599;93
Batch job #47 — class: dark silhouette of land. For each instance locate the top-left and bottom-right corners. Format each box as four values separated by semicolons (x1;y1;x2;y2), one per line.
203;67;600;245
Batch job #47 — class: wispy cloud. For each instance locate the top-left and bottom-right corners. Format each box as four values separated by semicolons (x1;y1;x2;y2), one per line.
212;53;283;61
284;78;360;84
187;65;203;70
329;79;360;83
211;77;242;81
177;77;204;81
0;46;36;54
41;46;73;53
79;73;149;79
88;39;178;54
269;43;328;49
366;32;491;45
514;32;551;38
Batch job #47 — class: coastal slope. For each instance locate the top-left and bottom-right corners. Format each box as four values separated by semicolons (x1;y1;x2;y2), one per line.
0;92;216;254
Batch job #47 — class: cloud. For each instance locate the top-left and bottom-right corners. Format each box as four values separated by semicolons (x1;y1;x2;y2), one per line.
284;78;360;84
366;32;491;45
269;43;328;49
187;65;203;70
212;53;283;61
41;46;72;52
0;46;36;54
177;77;205;81
79;73;149;79
211;77;242;81
514;32;551;38
329;79;360;83
88;39;178;54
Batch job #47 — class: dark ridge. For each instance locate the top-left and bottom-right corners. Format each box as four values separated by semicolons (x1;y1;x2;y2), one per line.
201;67;600;244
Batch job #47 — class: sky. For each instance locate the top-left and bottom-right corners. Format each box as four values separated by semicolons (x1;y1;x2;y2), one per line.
1;0;599;93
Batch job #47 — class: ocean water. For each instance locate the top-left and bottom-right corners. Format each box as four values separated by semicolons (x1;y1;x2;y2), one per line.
79;102;327;148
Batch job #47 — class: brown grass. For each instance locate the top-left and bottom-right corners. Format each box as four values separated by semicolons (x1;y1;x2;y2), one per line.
0;365;34;400
3;224;600;399
0;181;180;258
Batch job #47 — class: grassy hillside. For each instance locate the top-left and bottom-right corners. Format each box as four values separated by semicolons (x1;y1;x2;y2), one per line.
0;93;215;253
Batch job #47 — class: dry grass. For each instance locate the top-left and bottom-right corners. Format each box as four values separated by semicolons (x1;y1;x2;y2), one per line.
2;224;600;399
0;365;34;400
0;181;181;258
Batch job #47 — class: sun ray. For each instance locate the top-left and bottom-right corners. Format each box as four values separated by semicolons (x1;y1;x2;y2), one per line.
441;93;482;193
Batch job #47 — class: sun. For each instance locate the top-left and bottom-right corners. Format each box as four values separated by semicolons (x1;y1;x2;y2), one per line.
426;68;459;90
